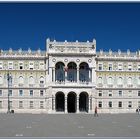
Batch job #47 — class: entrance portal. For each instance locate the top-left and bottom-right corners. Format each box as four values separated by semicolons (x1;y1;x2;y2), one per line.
55;92;65;112
67;92;76;113
79;92;89;112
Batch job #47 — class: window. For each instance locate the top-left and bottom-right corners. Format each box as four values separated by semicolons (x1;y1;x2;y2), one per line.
118;77;123;85
138;101;140;108
98;77;102;84
108;101;112;108
119;90;122;96
29;62;34;70
109;91;112;97
99;64;102;70
98;91;102;97
30;90;33;96
8;62;13;69
19;101;23;109
118;101;122;108
128;101;132;108
9;90;12;96
40;90;44;96
128;91;132;97
0;62;3;69
138;65;140;71
19;62;23;70
40;77;44;84
19;90;23;96
108;77;113;85
109;64;112;71
128;77;132;85
10;101;12;108
118;63;123;70
0;90;2;96
138;91;140;96
0;101;2;108
128;64;132;71
0;76;3;85
40;62;44;69
30;101;33;109
98;101;102;108
19;76;24;84
40;101;44;109
29;76;34;85
138;77;140;85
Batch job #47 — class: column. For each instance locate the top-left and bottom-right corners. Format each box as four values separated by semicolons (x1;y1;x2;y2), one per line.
77;96;79;113
53;67;55;82
77;67;79;83
89;69;91;82
52;95;54;110
65;70;67;82
65;95;67;113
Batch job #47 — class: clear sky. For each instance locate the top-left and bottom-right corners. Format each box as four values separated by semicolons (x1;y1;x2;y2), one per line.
0;3;140;52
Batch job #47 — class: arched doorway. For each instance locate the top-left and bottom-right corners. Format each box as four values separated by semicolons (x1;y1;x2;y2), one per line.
79;92;89;112
55;92;65;112
55;62;65;82
67;62;77;82
67;92;76;113
79;62;90;82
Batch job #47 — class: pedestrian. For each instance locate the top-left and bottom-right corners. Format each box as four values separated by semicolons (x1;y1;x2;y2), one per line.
94;106;98;117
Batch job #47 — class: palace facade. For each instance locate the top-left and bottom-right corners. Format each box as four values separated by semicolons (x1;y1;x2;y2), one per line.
0;38;140;113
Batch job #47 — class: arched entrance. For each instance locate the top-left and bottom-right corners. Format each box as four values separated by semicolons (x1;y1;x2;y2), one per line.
79;92;89;112
67;92;76;113
55;92;65;112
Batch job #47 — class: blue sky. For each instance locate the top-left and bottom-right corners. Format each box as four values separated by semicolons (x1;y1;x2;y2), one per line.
0;3;140;52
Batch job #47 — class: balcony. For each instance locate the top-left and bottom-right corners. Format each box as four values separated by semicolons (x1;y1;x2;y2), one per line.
98;83;103;87
127;84;133;88
108;84;113;88
18;84;24;87
29;84;34;87
117;84;123;88
39;84;44;87
53;80;94;87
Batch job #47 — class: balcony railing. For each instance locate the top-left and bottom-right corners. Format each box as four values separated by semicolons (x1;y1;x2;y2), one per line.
117;84;123;88
127;84;133;88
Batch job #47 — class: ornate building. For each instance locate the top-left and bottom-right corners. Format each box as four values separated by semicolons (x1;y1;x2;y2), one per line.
0;38;140;113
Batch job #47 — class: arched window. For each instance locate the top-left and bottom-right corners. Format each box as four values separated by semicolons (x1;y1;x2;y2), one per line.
98;77;102;84
108;77;113;85
118;77;123;85
128;77;132;85
0;76;3;85
19;76;24;84
29;76;34;85
40;76;44;84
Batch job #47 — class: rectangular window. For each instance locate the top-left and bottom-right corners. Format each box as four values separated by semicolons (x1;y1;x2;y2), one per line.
138;65;140;71
10;101;12;108
118;101;122;108
19;62;23;70
99;64;102;70
40;101;44;109
0;90;2;96
0;62;3;69
138;91;140;96
30;90;33;96
9;90;12;96
19;90;23;96
98;101;102;108
8;62;13;69
128;91;132;97
118;63;123;71
98;91;102;97
109;91;112;97
119;90;122;96
109;64;112;71
40;90;44;96
0;101;2;108
128;64;132;71
40;62;44;70
108;101;112;108
19;101;23;109
30;101;33;109
29;62;34;70
128;101;132;108
138;101;140;108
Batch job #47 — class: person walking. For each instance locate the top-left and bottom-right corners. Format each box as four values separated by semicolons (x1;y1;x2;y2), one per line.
94;106;98;117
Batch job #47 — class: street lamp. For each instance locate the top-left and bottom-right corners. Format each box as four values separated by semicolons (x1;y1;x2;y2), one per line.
7;72;12;114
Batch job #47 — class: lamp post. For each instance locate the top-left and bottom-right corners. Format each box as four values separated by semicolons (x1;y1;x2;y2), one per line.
7;72;12;114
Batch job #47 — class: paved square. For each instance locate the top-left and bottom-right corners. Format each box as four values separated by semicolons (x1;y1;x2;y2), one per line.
0;113;140;138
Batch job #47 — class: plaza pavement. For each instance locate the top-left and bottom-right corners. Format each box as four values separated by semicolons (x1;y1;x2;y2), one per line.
0;113;140;138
